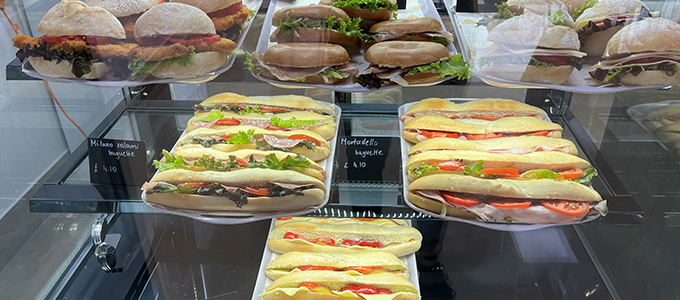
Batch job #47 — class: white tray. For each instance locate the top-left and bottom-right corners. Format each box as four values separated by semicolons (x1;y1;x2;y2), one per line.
445;6;677;94
627;100;680;153
398;100;602;231
250;0;458;92
21;0;263;87
141;103;341;225
250;219;421;300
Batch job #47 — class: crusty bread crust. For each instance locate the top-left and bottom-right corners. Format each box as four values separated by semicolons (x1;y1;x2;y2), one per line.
487;11;552;48
170;0;241;13
404;98;546;118
85;0;157;17
39;0;125;39
200;94;336;117
540;26;579;49
403;115;563;135
264;271;418;294
151;51;228;79
149;168;325;190
263;43;350;68
407;192;477;218
407;173;602;201
365;41;449;68
28;57;109;79
134;3;216;39
606;18;680;57
272;5;349;24
265;251;407;279
339;7;393;21
369;17;442;35
270;27;361;53
408;136;578;155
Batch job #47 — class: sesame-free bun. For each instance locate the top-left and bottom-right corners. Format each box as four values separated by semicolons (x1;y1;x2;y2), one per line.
605;18;680;57
272;5;349;24
85;0;158;17
28;57;109;79
575;0;646;29
365;41;449;68
150;51;228;78
487;11;553;49
39;0;125;39
539;26;580;49
369;17;443;35
263;43;350;68
170;0;242;13
134;3;216;39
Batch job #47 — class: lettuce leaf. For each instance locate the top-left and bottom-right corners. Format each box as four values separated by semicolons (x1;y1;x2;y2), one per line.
331;0;398;12
410;162;440;178
248;153;310;170
495;1;512;19
603;66;626;83
574;168;598;185
244;51;255;71
279;15;369;39
429;36;450;46
520;168;598;185
192;111;226;122
223;129;256;144
270;116;317;128
406;54;471;80
128;46;196;79
572;0;596;20
463;160;485;177
153;150;192;172
547;10;567;26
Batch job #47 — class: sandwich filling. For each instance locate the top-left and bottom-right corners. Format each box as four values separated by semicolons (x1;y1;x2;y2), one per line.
407;128;561;141
371;31;453;46
282;232;407;249
276;15;368;40
400;111;545;121
577;6;650;35
480;47;586;70
354;54;470;88
190;111;335;131
183;129;322;152
259;284;415;299
330;0;398;15
194;103;334;117
589;52;680;84
208;1;251;36
411;145;572;155
246;52;358;83
268;266;397;276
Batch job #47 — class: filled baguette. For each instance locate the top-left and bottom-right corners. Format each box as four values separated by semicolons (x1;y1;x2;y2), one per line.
265;251;408;280
408;136;578;156
193;93;336;118
401;98;547;122
274;217;408;228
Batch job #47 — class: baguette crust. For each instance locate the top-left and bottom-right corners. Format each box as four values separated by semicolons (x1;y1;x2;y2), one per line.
408;173;602;201
270;27;360;52
268;222;422;257
264;43;350;68
149;168;325;191
199;94;336;117
407;192;477;218
404;98;546;119
265;251;407;279
408;136;578;155
274;217;408;227
369;17;442;35
339;7;393;21
365;41;449;68
264;271;418;294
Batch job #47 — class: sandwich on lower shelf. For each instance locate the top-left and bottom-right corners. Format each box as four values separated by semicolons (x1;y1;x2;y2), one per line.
84;0;158;39
642;104;680;131
169;0;251;39
407;173;607;224
589;18;680;86
274;217;408;227
478;0;574;31
368;17;453;46
355;41;470;88
174;127;331;161
321;0;398;26
193;93;336;119
246;43;358;84
408;136;578;156
400;98;548;122
264;251;408;279
186;110;337;140
260;271;419;300
402;115;563;144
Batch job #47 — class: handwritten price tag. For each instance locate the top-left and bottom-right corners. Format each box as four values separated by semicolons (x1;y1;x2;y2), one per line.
336;137;400;182
88;138;147;186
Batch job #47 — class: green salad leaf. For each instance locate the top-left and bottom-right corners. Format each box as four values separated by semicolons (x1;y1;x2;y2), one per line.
572;0;596;20
603;66;626;83
406;54;471;80
270;116;317;128
128;46;196;79
280;15;368;39
519;167;598;185
547;10;567;26
248;153;311;170
223;129;256;144
495;1;513;19
530;60;556;67
331;0;398;12
410;162;440;178
463;160;486;177
228;104;264;115
153;150;192;172
574;168;598;185
193;155;242;171
429;36;450;46
193;111;226;122
320;67;349;83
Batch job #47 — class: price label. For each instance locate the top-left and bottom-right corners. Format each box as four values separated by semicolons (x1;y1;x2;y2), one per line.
88;138;147;186
336;136;400;182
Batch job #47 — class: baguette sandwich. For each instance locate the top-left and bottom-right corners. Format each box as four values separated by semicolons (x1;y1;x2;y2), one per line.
260;271;419;300
175;127;330;161
275;217;408;227
408;173;606;224
268;221;422;257
142;168;326;213
193;93;336;118
408;136;578;156
643;104;680;130
265;251;408;280
402;115;563;144
400;98;547;122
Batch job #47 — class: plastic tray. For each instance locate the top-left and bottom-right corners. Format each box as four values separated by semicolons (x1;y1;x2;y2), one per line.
398;100;603;231
21;0;262;87
250;0;458;92
141;103;340;225
250;219;421;300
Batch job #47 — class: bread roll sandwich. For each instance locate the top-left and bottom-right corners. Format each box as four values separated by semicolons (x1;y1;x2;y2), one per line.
402;115;563;144
142;168;326;213
480;12;586;85
194;93;336;118
269;5;365;53
84;0;158;39
400;98;547;122
12;0;133;80
265;251;408;280
128;3;237;79
560;0;591;17
187;110;337;140
247;43;358;84
175;127;331;161
369;17;453;46
656;122;680;154
355;41;470;88
158;148;326;181
478;0;574;31
589;18;680;86
406;150;592;182
169;0;251;39
408;136;578;156
321;0;398;26
408;173;607;224
642;104;680;131
268;221;422;256
274;217;408;227
574;0;649;57
259;271;419;300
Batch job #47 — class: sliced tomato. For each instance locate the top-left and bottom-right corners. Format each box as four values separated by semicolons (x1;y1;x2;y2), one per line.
214;119;241;126
421;129;459;139
481;168;520;177
288;134;321;146
436;161;465;171
466;133;503;140
259;107;288;112
167;34;221;46
298;266;338;271
277;216;293;220
43;35;111;45
343;266;378;274
316;237;335;246
298;282;318;288
557;169;584;180
358;241;382;248
540;200;590;216
180;182;210;188
220;134;232;140
341;284;378;295
521;131;549;137
265;125;286;131
377;289;393;295
243;187;269;196
470;115;502;121
441;191;481;206
208;1;244;18
488;200;532;209
283;232;300;239
353;218;376;221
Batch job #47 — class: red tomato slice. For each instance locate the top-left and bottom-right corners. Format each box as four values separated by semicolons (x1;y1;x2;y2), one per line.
521;131;549;137
470;115;502;121
556;169;584;180
540;200;590;216
358;241;382;248
316;237;335;246
288;134;321;146
220;134;232;140
214;119;241;126
481;168;520;177
180;182;210;188
343;266;377;274
277;216;293;220
298;282;317;288
243;187;269;196
298;266;338;271
265;125;286;131
341;239;359;246
421;129;459;139
436;161;465;171
208;2;244;18
167;34;221;46
235;157;248;167
353;218;376;221
259;107;287;112
441;191;481;206
377;289;393;295
283;232;300;239
488;200;532;209
342;284;378;295
465;133;503;140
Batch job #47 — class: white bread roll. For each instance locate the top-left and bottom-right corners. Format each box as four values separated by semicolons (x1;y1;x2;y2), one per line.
39;0;125;39
134;2;216;39
85;0;158;17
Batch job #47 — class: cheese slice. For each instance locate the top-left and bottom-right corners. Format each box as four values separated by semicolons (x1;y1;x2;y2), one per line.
599;51;680;66
259;287;418;300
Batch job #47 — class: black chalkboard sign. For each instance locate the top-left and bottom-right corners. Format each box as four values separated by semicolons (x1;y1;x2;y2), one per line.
336;136;400;182
88;138;147;186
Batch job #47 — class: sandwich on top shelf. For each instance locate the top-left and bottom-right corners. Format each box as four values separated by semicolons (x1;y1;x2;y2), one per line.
169;0;252;40
84;0;159;40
